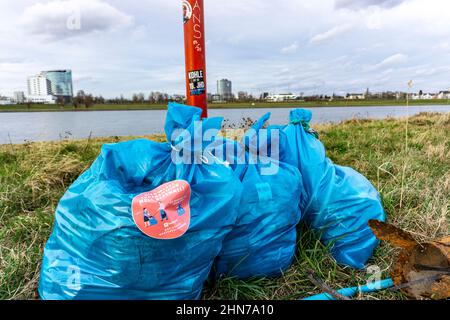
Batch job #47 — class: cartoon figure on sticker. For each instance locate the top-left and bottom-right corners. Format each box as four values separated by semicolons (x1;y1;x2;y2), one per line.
159;201;169;222
143;208;150;227
143;208;158;228
177;203;186;216
149;215;158;226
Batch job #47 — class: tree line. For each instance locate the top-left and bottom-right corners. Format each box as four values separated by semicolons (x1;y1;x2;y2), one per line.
69;91;184;108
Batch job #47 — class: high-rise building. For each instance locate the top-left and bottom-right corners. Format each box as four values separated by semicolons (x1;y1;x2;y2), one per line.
217;79;233;101
26;70;73;104
43;70;73;99
13;91;26;103
27;74;51;96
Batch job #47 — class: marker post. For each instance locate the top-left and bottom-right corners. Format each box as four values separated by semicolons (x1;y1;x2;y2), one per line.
182;0;208;118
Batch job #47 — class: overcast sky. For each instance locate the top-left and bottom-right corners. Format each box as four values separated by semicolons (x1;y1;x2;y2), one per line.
1;0;450;98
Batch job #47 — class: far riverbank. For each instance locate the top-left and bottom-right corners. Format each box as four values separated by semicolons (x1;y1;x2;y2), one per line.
1;99;450;113
1;105;450;144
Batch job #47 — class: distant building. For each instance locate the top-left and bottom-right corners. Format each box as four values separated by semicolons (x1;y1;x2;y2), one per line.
211;94;222;103
266;93;299;102
13;91;26;103
26;95;57;104
217;79;233;101
331;93;345;100
43;70;73;102
0;97;16;105
27;74;52;96
437;91;450;99
345;93;366;100
395;92;407;100
26;70;73;104
237;91;249;101
412;92;436;100
170;94;186;102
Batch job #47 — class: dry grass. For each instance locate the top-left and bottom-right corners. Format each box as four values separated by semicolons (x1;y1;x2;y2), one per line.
0;113;448;300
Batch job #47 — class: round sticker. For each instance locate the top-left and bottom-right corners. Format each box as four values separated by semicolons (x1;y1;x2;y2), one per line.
132;180;191;240
183;0;193;24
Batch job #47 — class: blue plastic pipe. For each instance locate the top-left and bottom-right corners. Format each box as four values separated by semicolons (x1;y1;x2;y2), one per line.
302;278;394;300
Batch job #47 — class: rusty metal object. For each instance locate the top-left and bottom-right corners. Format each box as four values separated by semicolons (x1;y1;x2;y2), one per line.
369;220;450;300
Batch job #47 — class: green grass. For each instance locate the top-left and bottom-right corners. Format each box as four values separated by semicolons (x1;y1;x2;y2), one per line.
0;113;449;300
1;99;450;112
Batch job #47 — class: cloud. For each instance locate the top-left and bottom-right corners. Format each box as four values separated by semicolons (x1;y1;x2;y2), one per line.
1;0;450;97
435;42;450;50
370;53;408;70
227;34;247;45
19;0;133;40
335;0;409;10
73;75;94;82
280;42;299;54
310;24;353;44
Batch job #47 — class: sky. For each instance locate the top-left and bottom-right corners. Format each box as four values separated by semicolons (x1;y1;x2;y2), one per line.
1;0;450;98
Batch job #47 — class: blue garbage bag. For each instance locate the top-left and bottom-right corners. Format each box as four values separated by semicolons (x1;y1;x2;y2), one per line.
261;109;386;269
38;103;243;300
209;114;303;278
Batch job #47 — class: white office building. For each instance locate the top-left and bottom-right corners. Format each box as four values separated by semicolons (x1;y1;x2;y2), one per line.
345;93;366;100
26;95;57;104
27;74;52;96
26;70;73;104
266;93;300;102
411;92;436;100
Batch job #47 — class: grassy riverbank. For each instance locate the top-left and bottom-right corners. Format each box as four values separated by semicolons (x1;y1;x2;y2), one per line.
1;99;450;112
0;113;449;300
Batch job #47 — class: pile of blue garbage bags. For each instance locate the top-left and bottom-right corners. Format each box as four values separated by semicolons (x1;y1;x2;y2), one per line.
39;103;385;300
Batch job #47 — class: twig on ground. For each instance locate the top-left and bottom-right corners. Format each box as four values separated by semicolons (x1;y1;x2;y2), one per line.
306;269;351;300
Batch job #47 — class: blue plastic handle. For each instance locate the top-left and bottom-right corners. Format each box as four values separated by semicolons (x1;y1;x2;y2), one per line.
302;278;394;300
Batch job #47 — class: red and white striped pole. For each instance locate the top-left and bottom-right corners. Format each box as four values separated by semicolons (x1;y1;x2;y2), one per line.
182;0;208;118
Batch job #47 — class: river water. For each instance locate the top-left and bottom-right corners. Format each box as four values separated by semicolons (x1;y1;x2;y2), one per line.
1;105;449;144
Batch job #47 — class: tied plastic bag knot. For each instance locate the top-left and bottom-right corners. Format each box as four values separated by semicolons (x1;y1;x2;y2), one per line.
290;109;313;123
290;119;320;139
290;109;319;139
166;102;224;154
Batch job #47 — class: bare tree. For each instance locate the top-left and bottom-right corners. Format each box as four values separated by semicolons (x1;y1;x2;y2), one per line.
56;96;66;106
84;94;94;108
